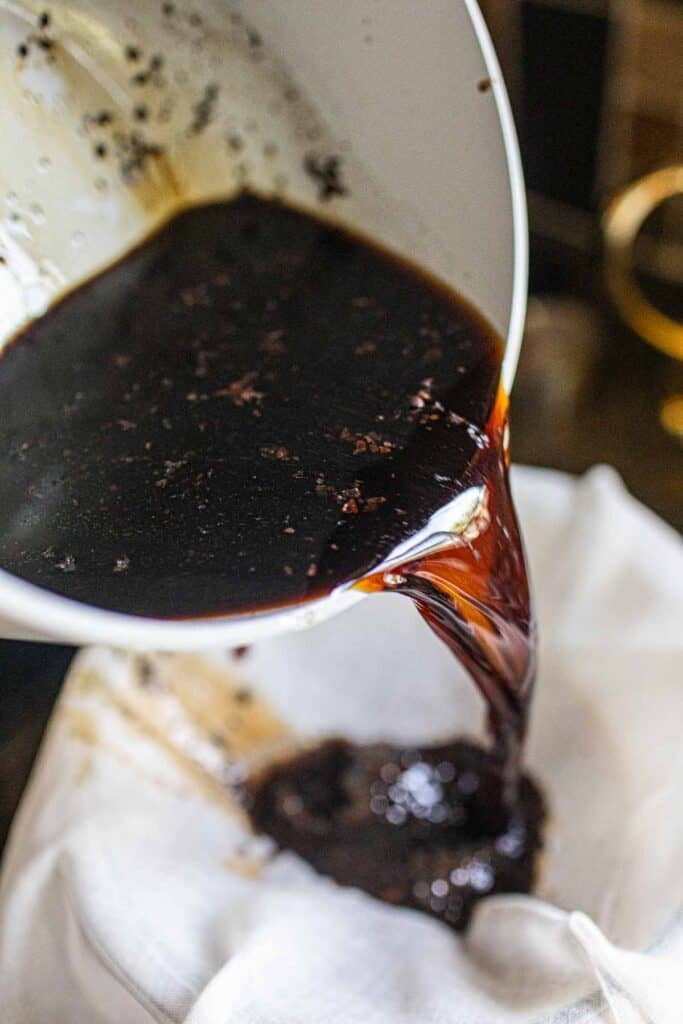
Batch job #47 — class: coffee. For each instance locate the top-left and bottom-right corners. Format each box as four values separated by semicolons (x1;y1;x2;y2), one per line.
246;738;544;931
0;193;505;617
0;193;542;926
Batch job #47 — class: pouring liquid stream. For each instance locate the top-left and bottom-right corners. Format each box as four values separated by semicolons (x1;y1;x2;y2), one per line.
360;386;534;804
0;194;542;928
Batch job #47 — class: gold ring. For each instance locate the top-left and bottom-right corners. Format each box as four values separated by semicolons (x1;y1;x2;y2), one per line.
602;166;683;361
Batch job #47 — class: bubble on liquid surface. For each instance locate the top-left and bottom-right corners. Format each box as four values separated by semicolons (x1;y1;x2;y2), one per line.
468;861;495;893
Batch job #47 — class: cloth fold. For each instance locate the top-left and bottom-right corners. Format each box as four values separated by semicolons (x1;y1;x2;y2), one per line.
1;466;681;1023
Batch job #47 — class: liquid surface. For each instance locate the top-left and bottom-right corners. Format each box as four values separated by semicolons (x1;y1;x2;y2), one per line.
245;738;544;932
0;194;541;922
0;193;501;619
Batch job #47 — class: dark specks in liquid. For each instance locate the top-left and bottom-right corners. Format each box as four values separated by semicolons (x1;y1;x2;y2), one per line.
0;193;501;621
0;193;543;926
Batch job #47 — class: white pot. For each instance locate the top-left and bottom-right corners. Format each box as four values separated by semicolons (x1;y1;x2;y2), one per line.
0;0;527;647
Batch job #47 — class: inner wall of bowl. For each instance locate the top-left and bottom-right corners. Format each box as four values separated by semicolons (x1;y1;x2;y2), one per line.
0;0;518;349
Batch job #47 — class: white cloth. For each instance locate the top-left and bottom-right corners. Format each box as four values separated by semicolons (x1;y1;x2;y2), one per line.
1;465;681;1023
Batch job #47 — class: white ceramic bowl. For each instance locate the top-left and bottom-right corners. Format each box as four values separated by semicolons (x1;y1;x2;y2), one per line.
0;0;527;647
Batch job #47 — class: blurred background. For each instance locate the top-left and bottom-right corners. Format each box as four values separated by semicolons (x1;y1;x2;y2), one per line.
2;0;682;850
482;0;683;527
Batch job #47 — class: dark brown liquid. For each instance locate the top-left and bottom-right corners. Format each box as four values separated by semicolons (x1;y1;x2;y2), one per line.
0;194;504;617
245;739;544;931
361;386;534;794
0;194;541;925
